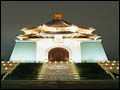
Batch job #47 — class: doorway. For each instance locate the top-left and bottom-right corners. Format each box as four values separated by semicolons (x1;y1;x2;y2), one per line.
48;47;69;61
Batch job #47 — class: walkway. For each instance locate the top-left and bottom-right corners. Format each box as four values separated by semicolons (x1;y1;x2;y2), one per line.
37;61;79;80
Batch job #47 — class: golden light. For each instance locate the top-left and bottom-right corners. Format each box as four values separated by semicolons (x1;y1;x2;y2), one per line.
3;64;6;66
116;67;119;69
111;63;115;66
4;67;8;70
66;61;69;64
9;63;12;66
55;61;57;64
60;61;63;63
109;67;113;69
107;61;110;63
105;63;108;65
49;61;51;63
113;61;116;63
1;61;5;64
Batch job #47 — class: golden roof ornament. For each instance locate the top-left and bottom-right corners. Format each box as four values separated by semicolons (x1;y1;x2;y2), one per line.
54;13;62;20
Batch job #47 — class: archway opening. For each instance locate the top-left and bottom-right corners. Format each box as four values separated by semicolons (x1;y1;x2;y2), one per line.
48;47;69;61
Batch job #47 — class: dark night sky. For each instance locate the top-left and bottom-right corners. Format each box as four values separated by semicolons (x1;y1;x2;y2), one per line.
1;1;119;61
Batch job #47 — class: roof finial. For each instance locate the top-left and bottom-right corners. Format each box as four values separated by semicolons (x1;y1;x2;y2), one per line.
54;13;62;20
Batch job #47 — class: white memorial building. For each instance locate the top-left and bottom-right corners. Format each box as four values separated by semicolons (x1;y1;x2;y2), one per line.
10;13;108;63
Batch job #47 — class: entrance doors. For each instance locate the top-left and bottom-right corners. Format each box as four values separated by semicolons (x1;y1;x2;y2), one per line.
48;47;69;61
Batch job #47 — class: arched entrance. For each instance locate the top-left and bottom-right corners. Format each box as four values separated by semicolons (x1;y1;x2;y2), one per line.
48;47;69;61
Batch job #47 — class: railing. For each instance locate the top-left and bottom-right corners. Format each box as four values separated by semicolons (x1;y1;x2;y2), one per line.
1;61;20;80
97;60;119;80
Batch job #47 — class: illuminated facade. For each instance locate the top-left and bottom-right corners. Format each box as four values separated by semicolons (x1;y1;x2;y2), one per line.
10;13;108;63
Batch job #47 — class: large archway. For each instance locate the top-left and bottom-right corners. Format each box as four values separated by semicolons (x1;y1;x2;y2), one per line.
48;47;69;61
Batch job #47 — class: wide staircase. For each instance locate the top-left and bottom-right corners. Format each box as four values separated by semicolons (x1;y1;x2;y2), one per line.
5;62;112;80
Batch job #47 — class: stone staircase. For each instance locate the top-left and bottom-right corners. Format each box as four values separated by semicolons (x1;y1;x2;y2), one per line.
5;62;112;80
37;61;80;81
